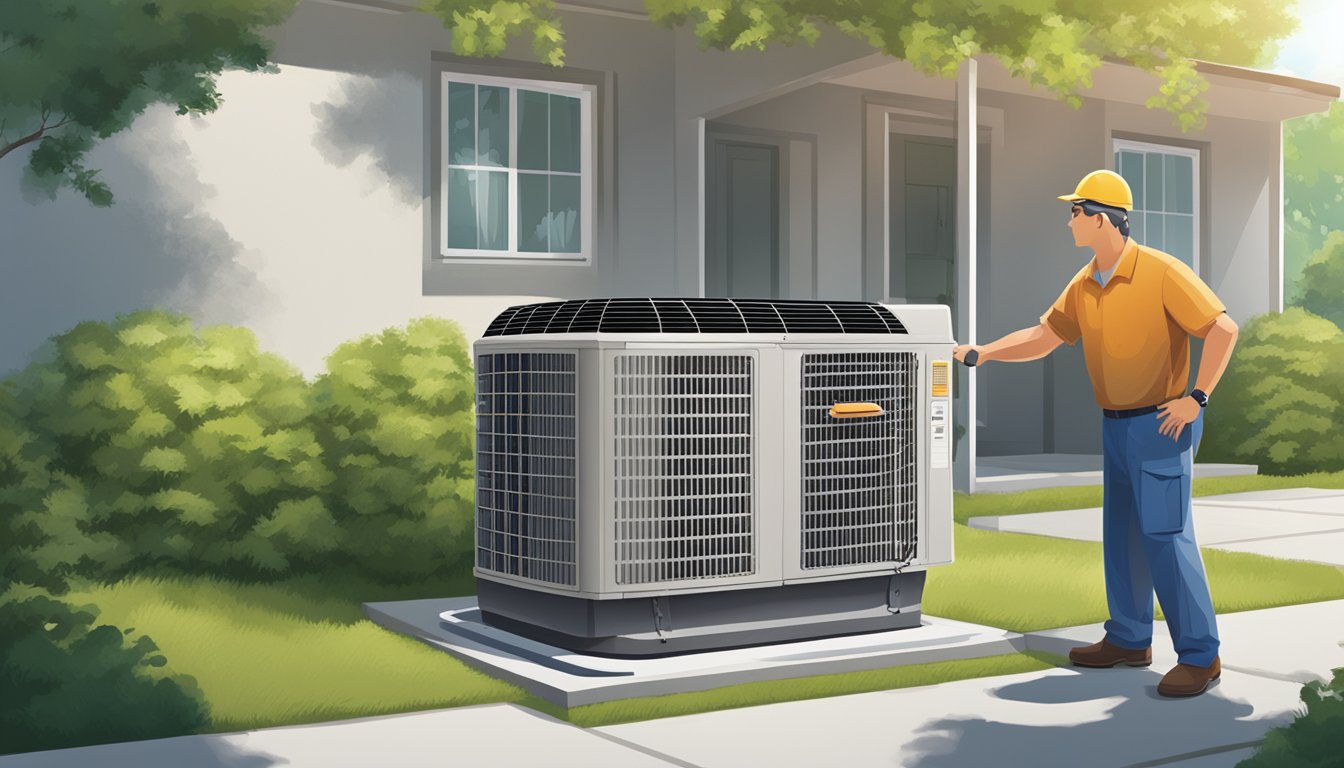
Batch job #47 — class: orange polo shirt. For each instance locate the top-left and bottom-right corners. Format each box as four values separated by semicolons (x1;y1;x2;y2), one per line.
1041;238;1226;411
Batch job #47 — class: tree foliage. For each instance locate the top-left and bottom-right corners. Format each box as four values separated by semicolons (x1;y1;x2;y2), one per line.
427;0;1296;131
0;0;298;206
1285;102;1344;301
1201;308;1344;475
421;0;567;65
1298;230;1344;330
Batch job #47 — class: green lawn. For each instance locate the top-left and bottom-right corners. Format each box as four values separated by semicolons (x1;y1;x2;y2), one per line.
926;525;1344;632
62;470;1344;736
70;575;1064;733
66;575;530;732
549;651;1063;728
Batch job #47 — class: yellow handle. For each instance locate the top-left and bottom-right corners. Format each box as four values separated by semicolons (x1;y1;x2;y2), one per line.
829;402;885;419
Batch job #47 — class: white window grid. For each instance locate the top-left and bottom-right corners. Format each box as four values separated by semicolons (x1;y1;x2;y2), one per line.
1113;138;1200;273
439;71;595;263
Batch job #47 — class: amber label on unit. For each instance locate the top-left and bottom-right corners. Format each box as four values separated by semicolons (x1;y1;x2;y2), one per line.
931;361;950;398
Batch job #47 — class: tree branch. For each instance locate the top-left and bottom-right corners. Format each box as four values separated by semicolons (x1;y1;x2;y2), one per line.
0;125;47;161
0;114;68;162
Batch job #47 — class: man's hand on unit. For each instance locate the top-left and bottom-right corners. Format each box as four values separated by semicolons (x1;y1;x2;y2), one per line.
1157;397;1201;440
953;345;983;367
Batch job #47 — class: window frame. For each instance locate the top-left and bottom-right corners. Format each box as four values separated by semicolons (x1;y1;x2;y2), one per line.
1112;138;1201;274
438;71;595;264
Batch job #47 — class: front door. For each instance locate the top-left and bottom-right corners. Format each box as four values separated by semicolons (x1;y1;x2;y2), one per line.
706;140;780;298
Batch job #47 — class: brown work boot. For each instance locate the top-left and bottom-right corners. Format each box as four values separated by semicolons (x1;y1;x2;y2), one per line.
1157;657;1221;697
1068;638;1153;668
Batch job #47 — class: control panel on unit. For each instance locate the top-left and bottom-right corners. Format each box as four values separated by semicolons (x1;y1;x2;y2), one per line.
929;360;951;470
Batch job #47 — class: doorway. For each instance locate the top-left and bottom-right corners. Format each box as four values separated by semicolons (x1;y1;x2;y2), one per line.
705;138;783;298
889;134;957;314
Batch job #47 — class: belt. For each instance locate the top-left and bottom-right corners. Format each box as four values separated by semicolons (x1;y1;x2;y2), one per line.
1103;404;1160;419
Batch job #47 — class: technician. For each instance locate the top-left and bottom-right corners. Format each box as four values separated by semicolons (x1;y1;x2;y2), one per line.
953;169;1239;698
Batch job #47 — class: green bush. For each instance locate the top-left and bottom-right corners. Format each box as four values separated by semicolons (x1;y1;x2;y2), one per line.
3;310;479;586
1297;230;1344;331
0;591;209;755
8;310;333;580
313;318;476;583
1239;666;1344;767
1202;309;1344;475
1;399;208;755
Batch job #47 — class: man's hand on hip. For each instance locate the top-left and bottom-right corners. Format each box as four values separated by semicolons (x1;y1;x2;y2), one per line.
1157;397;1201;440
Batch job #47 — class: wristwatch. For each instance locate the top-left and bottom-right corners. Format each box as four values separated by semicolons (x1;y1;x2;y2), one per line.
1189;388;1209;408
963;349;979;367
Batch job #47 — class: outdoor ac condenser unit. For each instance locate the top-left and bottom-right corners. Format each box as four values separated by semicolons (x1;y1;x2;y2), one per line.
473;298;955;656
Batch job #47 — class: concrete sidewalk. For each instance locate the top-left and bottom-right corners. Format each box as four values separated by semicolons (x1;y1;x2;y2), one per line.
5;488;1340;768
967;488;1344;566
976;454;1258;493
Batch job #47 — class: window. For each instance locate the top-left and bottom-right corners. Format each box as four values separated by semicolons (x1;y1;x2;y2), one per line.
440;72;594;261
1113;139;1199;270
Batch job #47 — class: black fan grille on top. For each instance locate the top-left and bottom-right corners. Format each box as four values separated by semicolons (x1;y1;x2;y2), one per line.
483;299;907;336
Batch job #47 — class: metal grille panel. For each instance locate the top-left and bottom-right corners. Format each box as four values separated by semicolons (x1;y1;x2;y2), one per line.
475;352;577;586
800;352;918;569
613;355;755;585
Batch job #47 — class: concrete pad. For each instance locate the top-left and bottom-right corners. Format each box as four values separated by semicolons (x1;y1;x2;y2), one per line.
978;454;1104;475
1025;600;1344;685
597;666;1302;768
0;705;681;768
364;597;1025;707
975;471;1107;494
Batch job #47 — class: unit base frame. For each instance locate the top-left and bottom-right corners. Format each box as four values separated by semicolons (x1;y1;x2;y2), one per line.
476;572;927;657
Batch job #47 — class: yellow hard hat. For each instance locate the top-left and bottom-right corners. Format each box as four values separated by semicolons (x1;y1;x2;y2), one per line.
1057;170;1133;211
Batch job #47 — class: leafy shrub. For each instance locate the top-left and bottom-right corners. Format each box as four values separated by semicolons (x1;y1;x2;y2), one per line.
4;310;479;586
1202;309;1344;475
8;310;332;580
1239;666;1344;767
313;318;476;583
1297;230;1344;331
1;399;208;755
0;591;209;755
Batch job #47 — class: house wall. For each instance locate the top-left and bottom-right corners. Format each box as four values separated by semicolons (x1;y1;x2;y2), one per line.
974;89;1283;457
710;83;866;300
0;2;890;378
0;0;679;377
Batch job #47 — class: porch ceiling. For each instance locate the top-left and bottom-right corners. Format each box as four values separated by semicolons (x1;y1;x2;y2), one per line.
829;54;1337;123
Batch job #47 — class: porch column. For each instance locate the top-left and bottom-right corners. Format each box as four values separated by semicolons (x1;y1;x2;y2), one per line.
954;58;978;493
1272;122;1285;312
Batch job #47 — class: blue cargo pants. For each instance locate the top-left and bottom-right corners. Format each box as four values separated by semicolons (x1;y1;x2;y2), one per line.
1100;409;1220;668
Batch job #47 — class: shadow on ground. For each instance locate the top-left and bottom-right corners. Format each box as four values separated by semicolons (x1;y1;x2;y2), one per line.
904;668;1287;768
0;735;280;768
